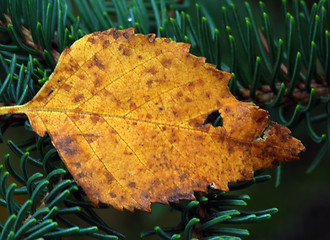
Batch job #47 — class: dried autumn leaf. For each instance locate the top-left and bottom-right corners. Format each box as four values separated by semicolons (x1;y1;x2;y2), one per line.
0;28;305;212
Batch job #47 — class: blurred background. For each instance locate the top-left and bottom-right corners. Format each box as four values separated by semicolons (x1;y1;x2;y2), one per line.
0;0;329;239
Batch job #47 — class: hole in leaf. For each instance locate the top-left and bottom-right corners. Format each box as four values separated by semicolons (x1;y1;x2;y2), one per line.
254;125;269;141
203;111;223;127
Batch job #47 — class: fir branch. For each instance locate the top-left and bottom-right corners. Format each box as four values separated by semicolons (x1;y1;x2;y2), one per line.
0;0;329;239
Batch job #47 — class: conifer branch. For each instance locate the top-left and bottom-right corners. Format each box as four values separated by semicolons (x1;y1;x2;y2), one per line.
0;0;328;239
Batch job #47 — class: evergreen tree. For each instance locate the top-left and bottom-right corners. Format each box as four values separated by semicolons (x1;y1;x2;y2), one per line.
0;0;329;239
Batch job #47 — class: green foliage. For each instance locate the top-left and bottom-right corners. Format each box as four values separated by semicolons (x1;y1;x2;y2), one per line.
0;0;329;239
141;174;277;240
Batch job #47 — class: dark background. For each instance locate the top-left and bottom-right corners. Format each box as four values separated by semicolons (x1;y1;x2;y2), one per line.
0;0;329;239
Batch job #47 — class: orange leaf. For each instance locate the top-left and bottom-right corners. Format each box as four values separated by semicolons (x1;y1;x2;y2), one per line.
0;28;305;212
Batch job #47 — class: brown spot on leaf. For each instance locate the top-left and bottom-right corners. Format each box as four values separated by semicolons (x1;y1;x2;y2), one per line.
146;67;158;75
190;120;202;128
74;94;84;103
179;173;188;181
63;84;72;92
93;56;105;70
102;90;111;97
185;97;192;102
77;172;86;179
88;37;95;43
70;113;80;121
130;102;137;110
103;40;110;48
123;32;130;39
151;134;157;139
141;192;150;200
112;30;121;39
168;192;194;202
110;193;117;198
147;80;153;87
57;136;77;156
105;172;114;184
123;48;131;56
187;81;195;90
94;78;102;88
197;79;205;86
74;162;81;168
90;114;101;123
227;145;234;154
128;182;136;188
161;58;172;68
193;57;204;67
195;135;205;141
83;133;100;143
64;66;74;73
